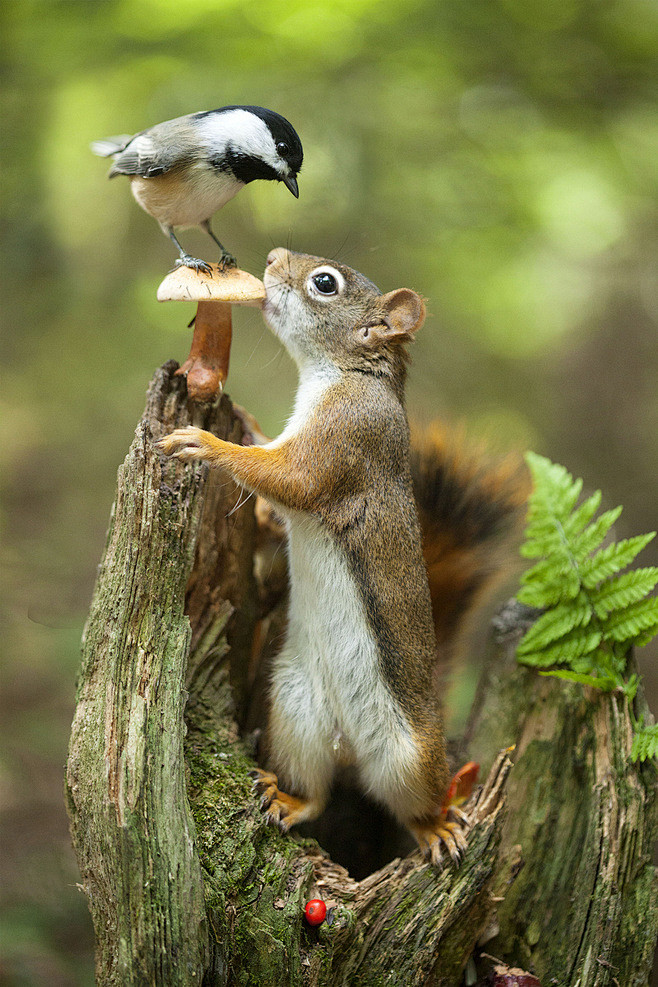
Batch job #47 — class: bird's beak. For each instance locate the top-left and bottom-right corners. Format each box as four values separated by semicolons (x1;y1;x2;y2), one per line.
282;174;299;198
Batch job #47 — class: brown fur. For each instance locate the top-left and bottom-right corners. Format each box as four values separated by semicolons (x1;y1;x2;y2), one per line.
159;249;529;866
412;424;530;648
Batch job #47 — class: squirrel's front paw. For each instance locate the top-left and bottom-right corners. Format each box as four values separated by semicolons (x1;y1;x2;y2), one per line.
156;426;214;462
250;768;323;832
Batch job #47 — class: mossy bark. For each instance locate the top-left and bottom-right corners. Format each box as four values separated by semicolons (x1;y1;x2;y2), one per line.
66;364;657;986
464;603;658;986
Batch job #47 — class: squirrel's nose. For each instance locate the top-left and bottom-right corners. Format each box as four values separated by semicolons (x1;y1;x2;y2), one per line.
266;247;289;267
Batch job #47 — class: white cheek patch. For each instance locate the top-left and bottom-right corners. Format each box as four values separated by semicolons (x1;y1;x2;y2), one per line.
306;266;345;303
197;109;280;171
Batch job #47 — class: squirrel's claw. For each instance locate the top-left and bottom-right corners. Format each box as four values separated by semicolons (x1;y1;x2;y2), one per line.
407;763;479;869
446;804;470;828
409;813;468;869
250;768;324;832
156;426;213;462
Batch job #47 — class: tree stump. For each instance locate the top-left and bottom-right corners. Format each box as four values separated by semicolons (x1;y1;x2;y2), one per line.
66;364;658;986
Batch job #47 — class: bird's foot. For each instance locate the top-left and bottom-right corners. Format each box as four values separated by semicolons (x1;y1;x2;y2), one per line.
218;250;237;271
175;254;213;276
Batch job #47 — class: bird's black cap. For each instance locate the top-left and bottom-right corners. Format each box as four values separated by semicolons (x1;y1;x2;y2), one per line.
196;105;303;175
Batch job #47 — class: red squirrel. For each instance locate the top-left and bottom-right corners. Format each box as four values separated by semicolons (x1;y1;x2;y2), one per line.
158;247;526;866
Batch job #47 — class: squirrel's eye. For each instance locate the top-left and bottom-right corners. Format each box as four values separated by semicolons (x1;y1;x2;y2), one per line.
312;273;338;295
276;141;289;156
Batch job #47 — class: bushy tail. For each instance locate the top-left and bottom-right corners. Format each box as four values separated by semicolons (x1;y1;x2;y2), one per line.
411;424;530;649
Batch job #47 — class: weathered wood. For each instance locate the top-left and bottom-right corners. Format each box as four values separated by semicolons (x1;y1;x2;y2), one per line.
66;363;215;984
66;364;658;986
185;663;513;986
465;602;658;986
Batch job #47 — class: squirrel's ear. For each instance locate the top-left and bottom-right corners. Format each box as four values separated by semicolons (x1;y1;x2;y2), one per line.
380;289;426;342
359;289;426;347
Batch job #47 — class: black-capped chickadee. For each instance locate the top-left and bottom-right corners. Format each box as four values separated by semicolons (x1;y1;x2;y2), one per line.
92;105;303;273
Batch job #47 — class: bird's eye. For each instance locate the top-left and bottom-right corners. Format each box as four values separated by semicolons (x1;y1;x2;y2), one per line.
276;141;289;156
312;273;338;295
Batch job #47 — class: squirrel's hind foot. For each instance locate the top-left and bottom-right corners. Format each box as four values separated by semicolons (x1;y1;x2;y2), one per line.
250;769;324;832
407;812;470;869
407;761;478;869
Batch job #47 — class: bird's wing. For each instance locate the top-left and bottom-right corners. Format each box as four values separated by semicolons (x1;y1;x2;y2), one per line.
106;123;195;179
90;135;134;157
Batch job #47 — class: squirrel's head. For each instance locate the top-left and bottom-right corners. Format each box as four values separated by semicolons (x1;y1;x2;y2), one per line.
263;248;426;377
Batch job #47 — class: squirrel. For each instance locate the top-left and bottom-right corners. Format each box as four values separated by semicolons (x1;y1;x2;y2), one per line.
158;247;527;867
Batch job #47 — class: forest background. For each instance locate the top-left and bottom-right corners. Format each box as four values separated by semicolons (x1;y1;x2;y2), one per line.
1;0;657;983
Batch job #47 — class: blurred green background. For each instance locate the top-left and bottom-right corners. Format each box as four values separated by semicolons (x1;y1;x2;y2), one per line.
1;0;657;982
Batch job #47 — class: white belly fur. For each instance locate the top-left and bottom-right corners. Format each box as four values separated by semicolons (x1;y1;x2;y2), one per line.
269;511;425;820
130;162;243;228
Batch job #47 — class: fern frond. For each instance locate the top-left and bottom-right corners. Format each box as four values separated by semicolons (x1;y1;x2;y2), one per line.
562;490;602;539
636;627;658;648
580;533;656;587
517;577;579;609
630;722;658;763
539;669;617;691
520;556;574;583
570;506;623;563
517;453;658;739
592;568;658;619
518;558;580;607
623;674;639;701
525;453;582;519
602;596;658;644
518;627;602;669
517;600;592;653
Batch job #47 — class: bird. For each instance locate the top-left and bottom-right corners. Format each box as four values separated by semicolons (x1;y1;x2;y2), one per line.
91;105;303;274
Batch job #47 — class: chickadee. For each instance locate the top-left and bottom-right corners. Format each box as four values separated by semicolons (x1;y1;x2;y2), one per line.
92;105;303;273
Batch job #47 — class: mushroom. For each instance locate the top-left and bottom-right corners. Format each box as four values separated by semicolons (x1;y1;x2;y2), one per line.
157;264;266;403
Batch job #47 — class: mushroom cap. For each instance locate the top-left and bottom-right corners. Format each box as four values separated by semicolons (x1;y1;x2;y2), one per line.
157;265;266;306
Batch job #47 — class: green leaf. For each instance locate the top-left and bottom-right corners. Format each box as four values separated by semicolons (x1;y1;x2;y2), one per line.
602;596;658;644
571;506;623;563
518;628;602;669
518;453;658;760
622;674;639;701
517;578;579;608
562;489;602;539
636;626;658;648
538;669;617;690
591;568;658;618
517;600;592;653
521;556;573;582
630;723;658;763
525;453;583;518
519;557;581;606
580;533;656;587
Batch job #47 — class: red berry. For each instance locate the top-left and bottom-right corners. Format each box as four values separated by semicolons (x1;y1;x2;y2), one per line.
304;899;327;926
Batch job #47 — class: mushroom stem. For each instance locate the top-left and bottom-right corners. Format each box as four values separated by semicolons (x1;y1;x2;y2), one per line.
157;263;265;404
175;300;232;403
